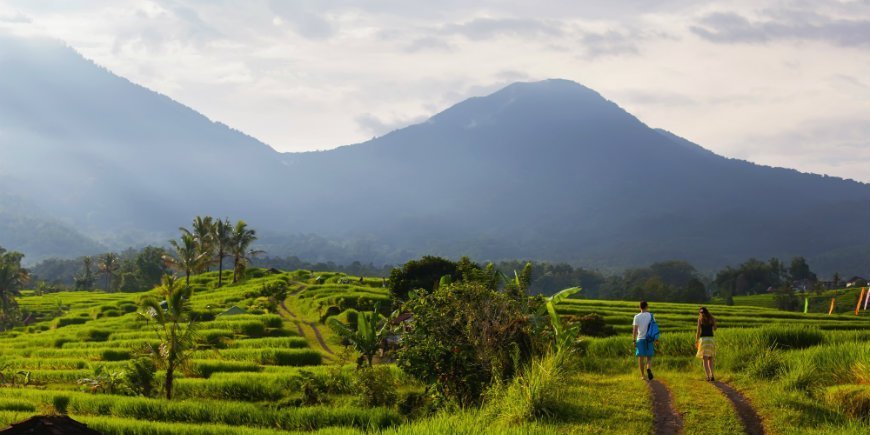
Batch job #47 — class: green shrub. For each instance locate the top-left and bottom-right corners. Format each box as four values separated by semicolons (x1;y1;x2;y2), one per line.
51;316;88;329
124;358;157;397
762;326;825;350
746;348;785;380
101;349;132;362
53;395;70;414
78;329;112;342
218;349;322;366
353;366;398;408
825;384;870;420
237;321;266;338
484;352;570;424
396;282;532;406
53;338;73;348
191;360;261;378
199;330;233;349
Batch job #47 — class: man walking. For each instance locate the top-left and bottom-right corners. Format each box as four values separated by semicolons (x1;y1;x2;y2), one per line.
632;301;655;381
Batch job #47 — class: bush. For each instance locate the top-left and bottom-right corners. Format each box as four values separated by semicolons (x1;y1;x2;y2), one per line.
568;313;615;337
762;326;825;350
191;361;260;378
54;338;73;348
825;384;870;420
746;348;785;380
353;366;398;408
219;349;322;366
485;352;570;424
199;330;233;349
396;282;532;406
101;349;132;362
53;395;70;414
51;316;88;329
78;329;112;342
124;358;157;397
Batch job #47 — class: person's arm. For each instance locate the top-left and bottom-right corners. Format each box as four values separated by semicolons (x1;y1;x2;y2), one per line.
695;321;700;342
632;325;638;342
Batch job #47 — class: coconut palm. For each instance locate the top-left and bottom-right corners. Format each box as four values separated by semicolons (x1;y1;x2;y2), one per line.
97;253;120;291
211;218;233;288
229;220;260;283
139;275;196;400
190;216;215;274
166;232;203;287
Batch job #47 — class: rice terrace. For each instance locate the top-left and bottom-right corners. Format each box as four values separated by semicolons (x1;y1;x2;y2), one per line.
2;1;870;434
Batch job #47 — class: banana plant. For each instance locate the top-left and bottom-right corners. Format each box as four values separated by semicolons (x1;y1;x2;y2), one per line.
327;307;387;367
542;287;582;355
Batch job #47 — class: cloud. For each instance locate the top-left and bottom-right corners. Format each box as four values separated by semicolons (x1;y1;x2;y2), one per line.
441;18;564;40
268;0;335;39
580;30;639;58
691;10;870;47
403;36;453;53
0;11;30;23
355;113;428;136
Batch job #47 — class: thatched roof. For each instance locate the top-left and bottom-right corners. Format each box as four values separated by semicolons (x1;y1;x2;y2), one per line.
1;415;101;434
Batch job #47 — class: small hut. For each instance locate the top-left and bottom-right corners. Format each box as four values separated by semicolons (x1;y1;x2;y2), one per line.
1;415;101;434
217;305;248;317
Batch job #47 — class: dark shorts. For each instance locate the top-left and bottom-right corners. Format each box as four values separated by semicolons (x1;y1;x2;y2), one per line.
635;339;655;357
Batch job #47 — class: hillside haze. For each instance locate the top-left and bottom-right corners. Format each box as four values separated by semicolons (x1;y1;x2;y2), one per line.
1;35;868;273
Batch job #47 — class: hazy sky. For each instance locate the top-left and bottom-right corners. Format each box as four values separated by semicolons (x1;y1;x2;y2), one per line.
1;0;869;181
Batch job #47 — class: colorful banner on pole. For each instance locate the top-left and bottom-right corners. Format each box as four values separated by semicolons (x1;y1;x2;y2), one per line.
856;288;866;316
865;287;870;311
828;298;836;315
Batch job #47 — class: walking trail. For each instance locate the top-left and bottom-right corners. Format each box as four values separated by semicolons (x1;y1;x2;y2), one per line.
278;287;334;355
714;381;765;435
649;379;683;435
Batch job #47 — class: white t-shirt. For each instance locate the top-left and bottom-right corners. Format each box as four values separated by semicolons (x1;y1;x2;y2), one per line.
633;312;652;340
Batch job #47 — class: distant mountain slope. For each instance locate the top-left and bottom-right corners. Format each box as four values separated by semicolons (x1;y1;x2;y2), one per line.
0;35;288;240
1;35;868;274
0;194;103;263
280;80;870;271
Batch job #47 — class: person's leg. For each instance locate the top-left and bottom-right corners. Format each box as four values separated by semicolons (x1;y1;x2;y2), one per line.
638;357;646;379
702;357;711;380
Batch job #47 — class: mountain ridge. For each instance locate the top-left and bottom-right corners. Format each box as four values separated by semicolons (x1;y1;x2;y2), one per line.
1;35;868;274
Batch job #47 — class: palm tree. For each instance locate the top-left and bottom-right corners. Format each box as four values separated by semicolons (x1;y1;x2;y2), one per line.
97;253;120;291
166;232;202;287
139;275;196;400
211;218;233;288
327;307;387;367
74;256;96;290
0;248;28;330
230;220;259;283
190;216;215;274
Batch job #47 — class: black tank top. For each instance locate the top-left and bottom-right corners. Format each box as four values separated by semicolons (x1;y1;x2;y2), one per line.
700;324;714;337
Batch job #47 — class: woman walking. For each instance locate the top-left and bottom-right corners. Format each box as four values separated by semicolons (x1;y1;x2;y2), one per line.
696;307;717;381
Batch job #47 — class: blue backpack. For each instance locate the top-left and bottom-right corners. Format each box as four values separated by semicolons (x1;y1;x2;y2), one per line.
646;314;660;342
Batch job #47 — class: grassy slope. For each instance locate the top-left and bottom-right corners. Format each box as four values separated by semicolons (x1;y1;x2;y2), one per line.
2;269;868;434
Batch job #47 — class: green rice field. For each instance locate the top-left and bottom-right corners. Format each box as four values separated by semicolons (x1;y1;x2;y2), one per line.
0;269;867;434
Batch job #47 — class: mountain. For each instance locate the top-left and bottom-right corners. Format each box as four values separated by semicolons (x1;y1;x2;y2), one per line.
1;35;868;274
279;80;870;272
0;35;289;241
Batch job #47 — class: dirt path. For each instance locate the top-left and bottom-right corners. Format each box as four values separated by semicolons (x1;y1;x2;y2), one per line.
714;382;765;435
649;380;683;435
308;322;334;355
279;299;297;318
